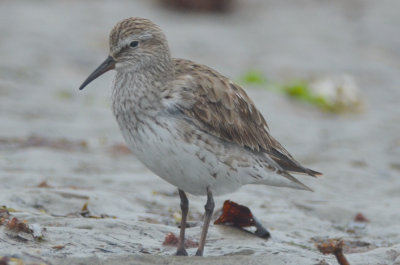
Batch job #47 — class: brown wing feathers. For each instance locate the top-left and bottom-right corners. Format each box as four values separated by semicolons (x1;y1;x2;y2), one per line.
191;77;274;151
175;59;321;177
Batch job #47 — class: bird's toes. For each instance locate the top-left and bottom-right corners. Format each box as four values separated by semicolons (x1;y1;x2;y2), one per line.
176;247;188;256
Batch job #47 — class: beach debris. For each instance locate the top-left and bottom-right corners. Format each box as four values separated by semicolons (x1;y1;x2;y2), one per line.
354;213;369;222
240;71;364;113
163;232;178;246
313;237;374;254
52;245;66;250
108;143;132;156
283;75;363;113
37;180;53;188
5;217;44;241
0;135;88;152
0;206;16;213
162;232;198;248
79;202;116;219
308;75;363;113
316;239;350;265
29;223;44;240
241;70;268;86
6;217;31;234
0;208;10;224
214;200;270;239
81;201;89;213
0;255;49;265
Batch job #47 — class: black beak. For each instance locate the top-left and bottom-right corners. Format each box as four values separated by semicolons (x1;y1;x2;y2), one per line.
79;56;116;90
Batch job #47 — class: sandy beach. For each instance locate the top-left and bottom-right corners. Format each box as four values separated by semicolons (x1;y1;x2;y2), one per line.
1;0;400;264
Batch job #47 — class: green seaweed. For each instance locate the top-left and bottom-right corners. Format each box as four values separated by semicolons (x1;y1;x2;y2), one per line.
240;70;359;113
0;206;17;212
282;81;335;112
240;70;268;86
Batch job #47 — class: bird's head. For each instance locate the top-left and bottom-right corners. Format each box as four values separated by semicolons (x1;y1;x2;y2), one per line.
79;17;170;90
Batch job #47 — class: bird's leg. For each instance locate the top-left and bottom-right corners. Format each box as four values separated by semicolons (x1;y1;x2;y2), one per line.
176;189;189;256
195;187;214;256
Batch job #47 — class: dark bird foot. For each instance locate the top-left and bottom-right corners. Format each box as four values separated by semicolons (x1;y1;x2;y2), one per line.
176;248;188;256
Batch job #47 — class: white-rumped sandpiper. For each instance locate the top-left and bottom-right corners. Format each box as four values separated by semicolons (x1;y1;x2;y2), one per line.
79;17;321;256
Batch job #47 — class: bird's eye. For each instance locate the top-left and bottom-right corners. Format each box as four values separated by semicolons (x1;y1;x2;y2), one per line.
130;41;139;48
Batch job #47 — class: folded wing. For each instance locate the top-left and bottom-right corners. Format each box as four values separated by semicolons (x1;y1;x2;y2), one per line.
173;59;322;179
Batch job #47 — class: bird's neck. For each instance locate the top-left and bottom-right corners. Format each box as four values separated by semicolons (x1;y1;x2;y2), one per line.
114;56;174;91
112;61;174;116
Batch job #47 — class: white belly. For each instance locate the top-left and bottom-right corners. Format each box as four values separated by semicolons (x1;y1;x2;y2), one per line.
115;110;309;195
117;116;248;195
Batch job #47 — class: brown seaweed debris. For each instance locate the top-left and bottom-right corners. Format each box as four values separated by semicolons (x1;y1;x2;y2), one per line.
354;213;369;222
214;200;270;238
316;239;350;265
52;245;66;250
37;180;53;188
163;232;198;248
6;217;32;234
108;143;132;156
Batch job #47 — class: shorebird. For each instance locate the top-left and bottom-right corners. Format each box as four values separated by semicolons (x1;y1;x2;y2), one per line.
79;17;321;256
